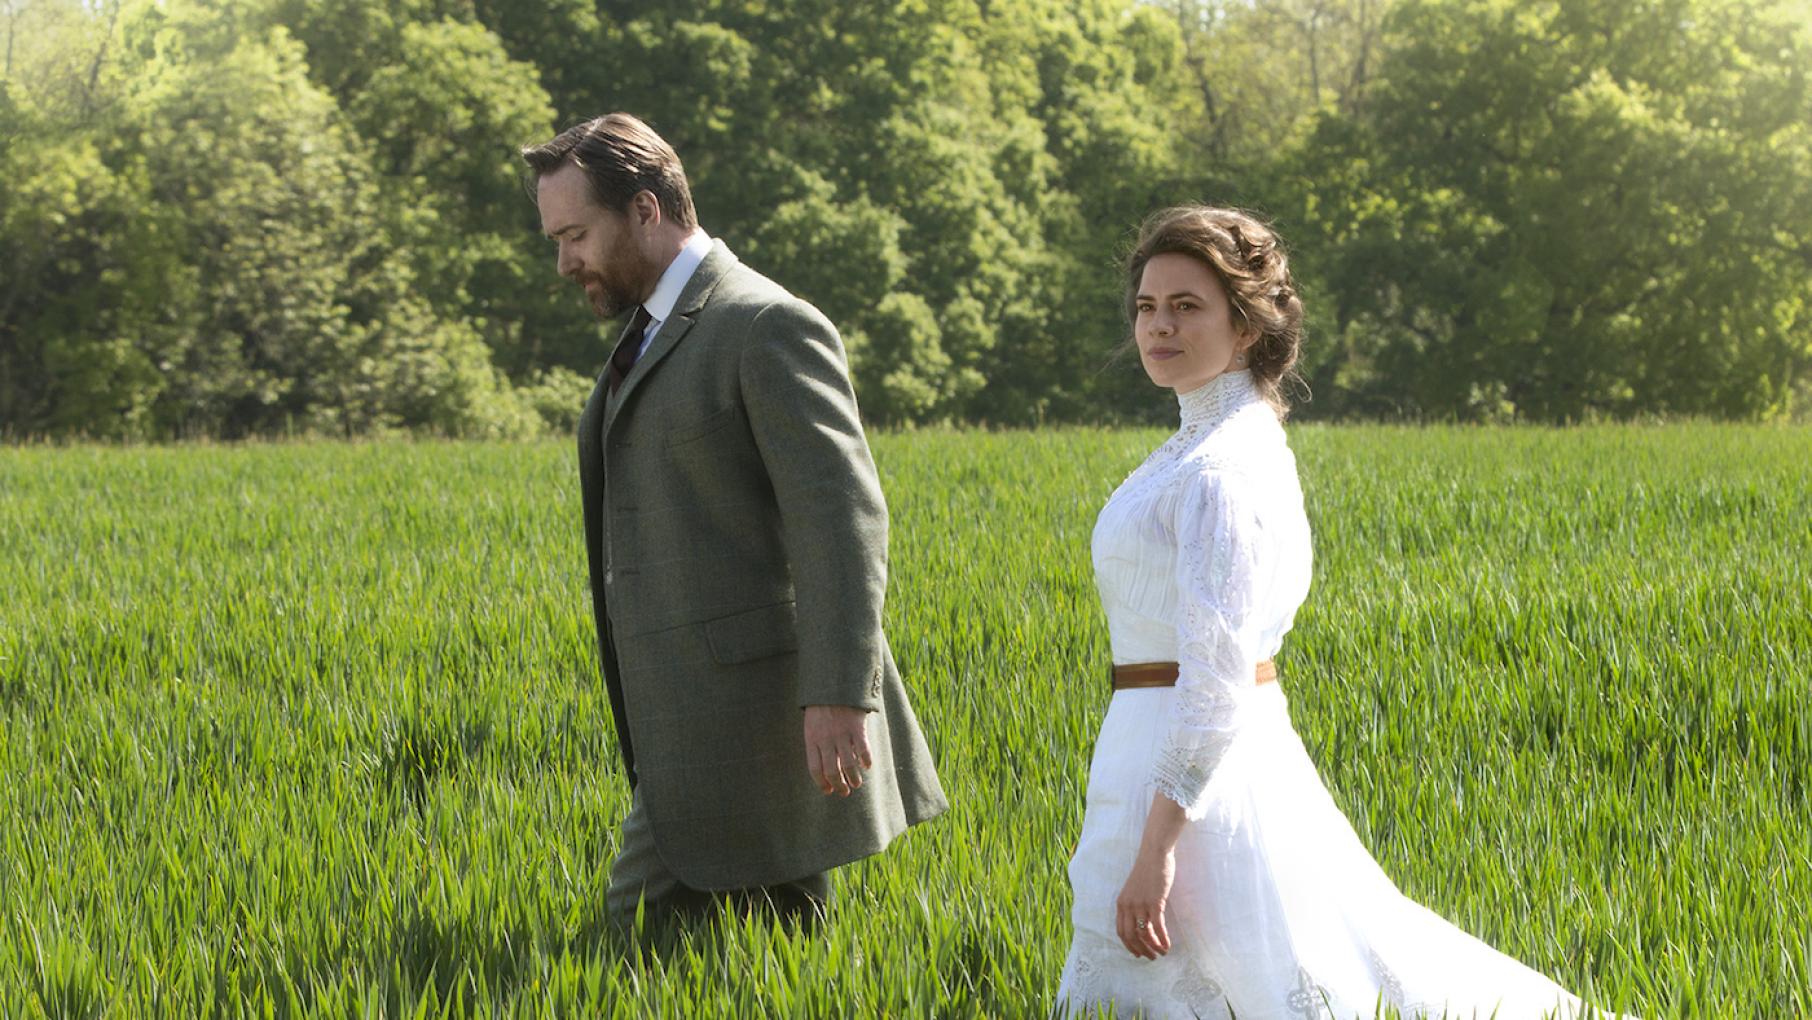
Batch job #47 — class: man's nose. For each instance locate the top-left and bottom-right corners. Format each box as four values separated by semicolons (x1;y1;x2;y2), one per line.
556;245;579;279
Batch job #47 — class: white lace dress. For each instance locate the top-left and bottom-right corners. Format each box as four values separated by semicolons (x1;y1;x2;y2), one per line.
1056;370;1615;1019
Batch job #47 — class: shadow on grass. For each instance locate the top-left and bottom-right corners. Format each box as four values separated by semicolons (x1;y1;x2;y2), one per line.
208;889;818;1015
376;713;493;808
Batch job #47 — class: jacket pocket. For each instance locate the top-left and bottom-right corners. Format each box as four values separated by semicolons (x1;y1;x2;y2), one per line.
665;405;739;448
704;601;798;665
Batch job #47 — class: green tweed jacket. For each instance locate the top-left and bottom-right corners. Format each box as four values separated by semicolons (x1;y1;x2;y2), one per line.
575;241;948;890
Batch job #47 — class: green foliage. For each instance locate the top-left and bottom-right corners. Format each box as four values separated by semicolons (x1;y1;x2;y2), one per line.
2;428;1807;1012
0;0;556;438
512;366;597;434
1270;0;1812;421
1150;0;1391;164
125;25;392;434
344;18;575;380
0;107;176;437
2;0;1809;434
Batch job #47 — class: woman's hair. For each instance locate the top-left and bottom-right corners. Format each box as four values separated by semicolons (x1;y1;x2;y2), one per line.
1125;205;1305;416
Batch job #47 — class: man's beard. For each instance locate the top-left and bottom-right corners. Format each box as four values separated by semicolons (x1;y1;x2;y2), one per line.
581;234;649;320
583;274;636;320
587;275;637;318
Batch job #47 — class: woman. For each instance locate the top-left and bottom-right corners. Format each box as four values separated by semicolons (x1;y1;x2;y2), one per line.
1057;206;1627;1018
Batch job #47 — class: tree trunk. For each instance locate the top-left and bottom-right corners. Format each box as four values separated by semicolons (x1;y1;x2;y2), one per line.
81;0;123;117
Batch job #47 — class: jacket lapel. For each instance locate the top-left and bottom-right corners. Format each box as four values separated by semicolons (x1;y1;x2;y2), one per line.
601;241;738;440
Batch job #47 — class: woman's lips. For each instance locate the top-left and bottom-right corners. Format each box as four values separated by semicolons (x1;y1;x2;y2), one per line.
1146;347;1184;361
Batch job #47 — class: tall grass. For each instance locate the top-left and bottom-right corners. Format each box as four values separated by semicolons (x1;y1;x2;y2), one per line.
1;426;1806;1017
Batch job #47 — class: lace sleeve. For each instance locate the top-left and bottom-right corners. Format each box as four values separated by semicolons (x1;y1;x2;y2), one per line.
1150;469;1268;819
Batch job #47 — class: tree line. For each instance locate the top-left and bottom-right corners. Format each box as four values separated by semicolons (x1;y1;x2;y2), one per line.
2;0;1808;438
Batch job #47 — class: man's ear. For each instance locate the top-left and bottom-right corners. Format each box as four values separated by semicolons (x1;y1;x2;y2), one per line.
631;190;662;229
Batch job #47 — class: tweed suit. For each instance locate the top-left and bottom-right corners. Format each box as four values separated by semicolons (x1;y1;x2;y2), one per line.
576;241;947;894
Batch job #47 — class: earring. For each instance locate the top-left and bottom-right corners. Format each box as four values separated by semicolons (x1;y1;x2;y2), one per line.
1235;353;1248;367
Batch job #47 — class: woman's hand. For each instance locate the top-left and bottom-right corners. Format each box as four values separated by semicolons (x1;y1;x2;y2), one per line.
1115;847;1175;959
1115;792;1188;958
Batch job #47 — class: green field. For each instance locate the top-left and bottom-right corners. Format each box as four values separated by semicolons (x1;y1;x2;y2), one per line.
2;426;1808;1017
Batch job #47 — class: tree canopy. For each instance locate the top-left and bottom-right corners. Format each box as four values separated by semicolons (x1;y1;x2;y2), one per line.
2;0;1807;437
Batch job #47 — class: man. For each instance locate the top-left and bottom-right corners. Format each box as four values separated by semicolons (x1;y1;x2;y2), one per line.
522;113;947;926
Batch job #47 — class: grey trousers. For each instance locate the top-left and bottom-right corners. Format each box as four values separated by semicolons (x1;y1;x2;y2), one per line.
606;788;831;926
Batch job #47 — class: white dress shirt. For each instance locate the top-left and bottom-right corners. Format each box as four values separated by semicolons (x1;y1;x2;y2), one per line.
636;230;714;358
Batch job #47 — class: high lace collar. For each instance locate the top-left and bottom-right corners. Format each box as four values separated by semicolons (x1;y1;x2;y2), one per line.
1177;369;1261;430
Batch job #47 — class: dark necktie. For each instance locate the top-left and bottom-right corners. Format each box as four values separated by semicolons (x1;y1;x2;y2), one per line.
608;305;653;396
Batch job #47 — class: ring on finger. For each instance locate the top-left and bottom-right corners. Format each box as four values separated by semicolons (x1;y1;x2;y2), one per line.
1136;918;1148;930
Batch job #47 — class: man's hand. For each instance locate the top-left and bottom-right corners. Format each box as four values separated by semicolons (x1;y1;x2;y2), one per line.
803;705;873;796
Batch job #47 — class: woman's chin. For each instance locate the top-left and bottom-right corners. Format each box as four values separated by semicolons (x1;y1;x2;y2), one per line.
1143;365;1190;392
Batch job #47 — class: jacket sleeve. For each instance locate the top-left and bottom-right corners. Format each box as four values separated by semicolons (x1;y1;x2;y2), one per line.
738;298;889;711
1150;468;1270;818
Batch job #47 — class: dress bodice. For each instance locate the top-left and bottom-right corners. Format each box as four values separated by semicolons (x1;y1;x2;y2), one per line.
1090;369;1314;813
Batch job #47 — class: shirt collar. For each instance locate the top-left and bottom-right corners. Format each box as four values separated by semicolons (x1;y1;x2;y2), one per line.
643;230;713;325
1177;369;1262;430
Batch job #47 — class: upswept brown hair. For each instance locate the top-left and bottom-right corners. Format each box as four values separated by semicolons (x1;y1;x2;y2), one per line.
520;113;697;229
1125;205;1305;416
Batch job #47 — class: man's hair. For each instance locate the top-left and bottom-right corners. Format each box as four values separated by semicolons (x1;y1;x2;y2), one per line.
521;113;697;229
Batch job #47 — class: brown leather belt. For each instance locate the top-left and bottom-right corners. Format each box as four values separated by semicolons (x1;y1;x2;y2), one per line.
1112;660;1277;690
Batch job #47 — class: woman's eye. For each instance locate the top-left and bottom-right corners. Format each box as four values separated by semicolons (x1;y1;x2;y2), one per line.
1176;301;1196;311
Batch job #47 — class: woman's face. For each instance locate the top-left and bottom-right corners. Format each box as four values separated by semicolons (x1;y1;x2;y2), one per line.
1134;252;1253;394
